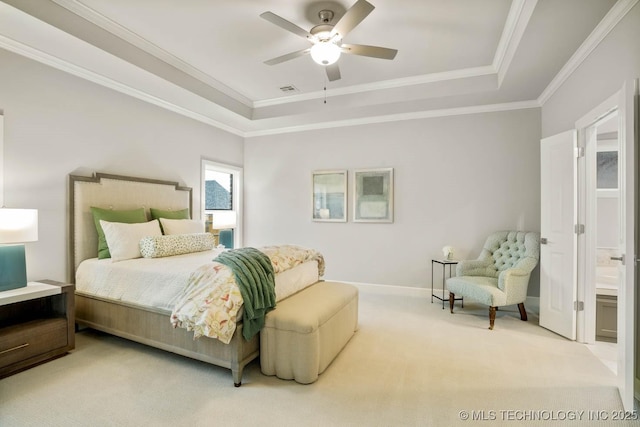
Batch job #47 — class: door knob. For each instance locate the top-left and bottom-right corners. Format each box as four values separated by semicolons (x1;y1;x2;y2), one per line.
611;255;625;264
540;237;548;244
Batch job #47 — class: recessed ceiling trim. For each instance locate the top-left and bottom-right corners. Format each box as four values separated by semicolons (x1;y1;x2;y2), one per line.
493;0;538;86
0;34;245;137
253;65;497;108
538;0;639;105
254;0;539;109
49;0;255;108
245;100;541;138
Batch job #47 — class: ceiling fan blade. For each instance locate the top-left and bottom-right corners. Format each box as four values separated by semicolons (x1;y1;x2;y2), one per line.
264;48;311;65
260;12;312;40
325;63;341;81
330;0;375;39
341;43;398;60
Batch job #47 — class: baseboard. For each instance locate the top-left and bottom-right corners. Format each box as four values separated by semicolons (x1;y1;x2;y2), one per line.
526;296;540;316
326;279;541;312
325;280;431;298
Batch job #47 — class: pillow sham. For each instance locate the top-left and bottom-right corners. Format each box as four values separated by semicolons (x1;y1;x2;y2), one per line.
159;218;204;235
91;207;148;259
139;233;215;258
149;208;190;220
100;219;163;262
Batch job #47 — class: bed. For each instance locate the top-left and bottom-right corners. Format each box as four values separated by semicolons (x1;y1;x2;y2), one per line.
69;172;321;386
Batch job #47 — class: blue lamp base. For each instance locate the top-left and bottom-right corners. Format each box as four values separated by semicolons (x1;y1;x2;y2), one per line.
0;244;28;291
219;229;234;249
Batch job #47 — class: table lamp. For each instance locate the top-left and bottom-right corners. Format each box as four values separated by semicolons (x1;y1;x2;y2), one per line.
0;208;38;292
211;211;236;249
211;211;237;231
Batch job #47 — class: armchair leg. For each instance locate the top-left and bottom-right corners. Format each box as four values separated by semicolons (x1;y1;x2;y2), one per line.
518;303;528;321
449;292;455;313
489;306;496;330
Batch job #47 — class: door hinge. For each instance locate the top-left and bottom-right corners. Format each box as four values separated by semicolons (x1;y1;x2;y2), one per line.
576;147;585;158
574;224;585;235
574;301;584;311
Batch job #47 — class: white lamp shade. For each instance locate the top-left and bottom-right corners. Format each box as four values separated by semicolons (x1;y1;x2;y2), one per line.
0;208;38;244
310;42;341;65
211;211;237;229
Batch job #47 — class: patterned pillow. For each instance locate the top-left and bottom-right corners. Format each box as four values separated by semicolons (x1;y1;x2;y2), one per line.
139;233;215;258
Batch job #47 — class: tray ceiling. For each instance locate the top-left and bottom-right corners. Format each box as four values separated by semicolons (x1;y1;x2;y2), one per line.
0;0;625;136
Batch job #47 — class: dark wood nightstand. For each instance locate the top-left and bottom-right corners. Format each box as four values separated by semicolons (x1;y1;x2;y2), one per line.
0;280;75;378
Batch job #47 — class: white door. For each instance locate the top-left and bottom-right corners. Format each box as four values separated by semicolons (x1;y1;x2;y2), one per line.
539;130;578;340
616;82;636;411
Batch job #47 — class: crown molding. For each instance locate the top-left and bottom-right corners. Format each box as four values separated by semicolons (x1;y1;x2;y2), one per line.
493;0;538;86
48;0;501;111
253;66;496;108
50;0;254;108
0;1;554;139
0;34;246;137
0;31;539;140
42;0;539;115
245;100;541;138
255;0;538;108
537;0;639;105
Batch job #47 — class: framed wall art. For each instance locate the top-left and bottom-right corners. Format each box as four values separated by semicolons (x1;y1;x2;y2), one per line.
312;170;347;222
353;168;393;223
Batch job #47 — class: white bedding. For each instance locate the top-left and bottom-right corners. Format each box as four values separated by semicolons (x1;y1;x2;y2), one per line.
76;249;320;312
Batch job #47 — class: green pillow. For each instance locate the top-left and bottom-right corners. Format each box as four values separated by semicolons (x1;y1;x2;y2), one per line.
90;207;148;259
149;208;190;220
150;208;190;234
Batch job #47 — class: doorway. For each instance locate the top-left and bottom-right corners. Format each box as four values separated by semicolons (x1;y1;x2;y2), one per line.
540;81;637;410
584;109;620;374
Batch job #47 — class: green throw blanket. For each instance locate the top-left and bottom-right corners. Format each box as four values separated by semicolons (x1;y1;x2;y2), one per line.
214;247;276;341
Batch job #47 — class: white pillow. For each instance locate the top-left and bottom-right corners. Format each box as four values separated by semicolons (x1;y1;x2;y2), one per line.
100;219;162;262
159;218;205;235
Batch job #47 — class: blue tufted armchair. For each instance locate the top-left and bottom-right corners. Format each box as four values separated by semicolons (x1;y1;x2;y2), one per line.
446;231;540;329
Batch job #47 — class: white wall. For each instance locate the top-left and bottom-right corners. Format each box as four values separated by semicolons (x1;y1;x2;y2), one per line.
0;49;243;283
245;108;541;292
541;4;640;137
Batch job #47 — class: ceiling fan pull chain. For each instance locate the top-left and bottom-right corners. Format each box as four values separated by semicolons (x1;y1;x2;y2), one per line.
324;75;327;104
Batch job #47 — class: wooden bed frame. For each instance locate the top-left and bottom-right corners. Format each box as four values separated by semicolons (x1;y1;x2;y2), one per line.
68;172;259;386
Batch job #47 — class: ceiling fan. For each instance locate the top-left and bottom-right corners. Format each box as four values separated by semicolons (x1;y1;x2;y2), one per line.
260;0;398;82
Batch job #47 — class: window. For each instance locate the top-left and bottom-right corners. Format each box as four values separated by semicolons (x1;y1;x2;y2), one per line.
596;151;618;189
205;171;233;210
202;160;242;249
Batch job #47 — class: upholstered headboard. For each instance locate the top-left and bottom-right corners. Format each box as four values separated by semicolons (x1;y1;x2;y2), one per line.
68;173;192;280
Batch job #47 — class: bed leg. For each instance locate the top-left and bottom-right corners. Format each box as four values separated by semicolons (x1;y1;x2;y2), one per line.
233;369;242;387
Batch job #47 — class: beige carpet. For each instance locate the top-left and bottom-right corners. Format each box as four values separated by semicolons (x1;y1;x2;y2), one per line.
0;286;634;426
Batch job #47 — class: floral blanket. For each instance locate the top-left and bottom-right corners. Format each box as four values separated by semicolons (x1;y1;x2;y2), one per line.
170;245;325;344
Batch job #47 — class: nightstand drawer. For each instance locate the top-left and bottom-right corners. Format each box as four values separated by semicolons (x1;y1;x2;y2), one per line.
0;318;68;368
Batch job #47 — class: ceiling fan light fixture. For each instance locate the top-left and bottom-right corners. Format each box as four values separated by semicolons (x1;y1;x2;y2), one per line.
310;41;341;65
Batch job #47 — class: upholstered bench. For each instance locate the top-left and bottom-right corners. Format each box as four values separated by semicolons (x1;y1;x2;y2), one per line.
260;280;358;384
